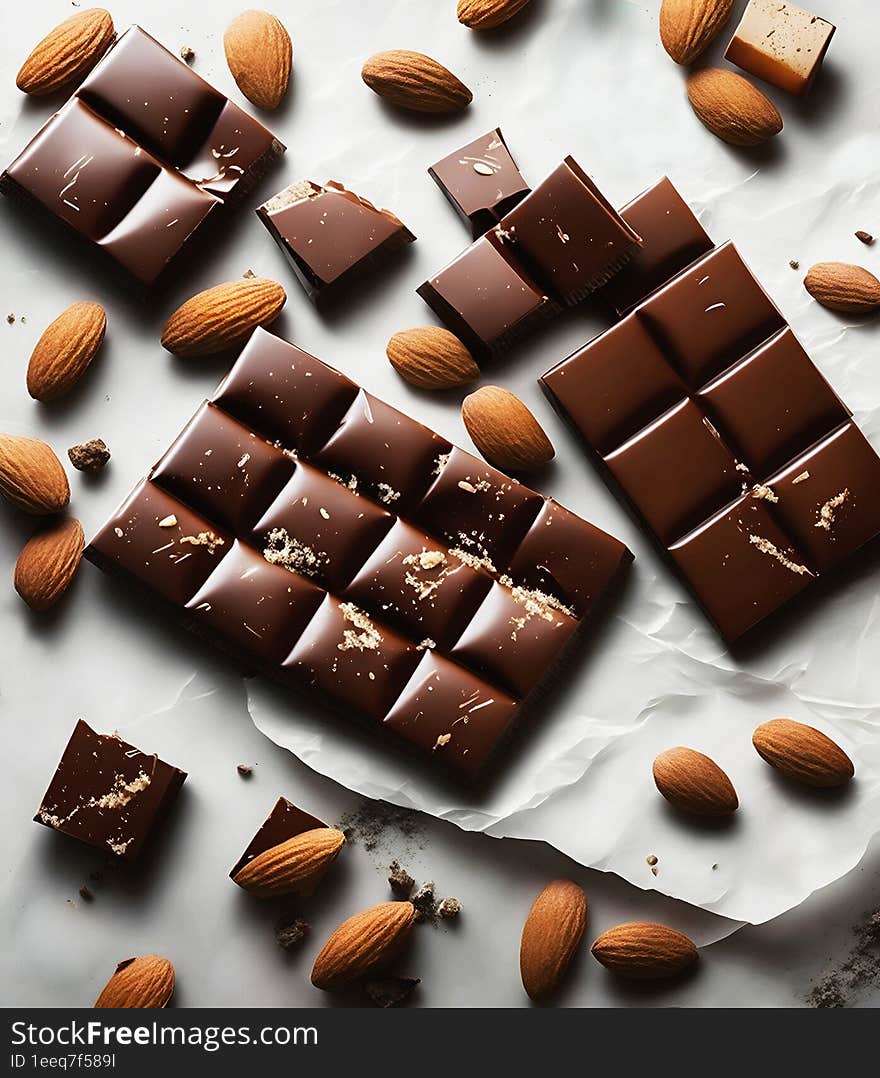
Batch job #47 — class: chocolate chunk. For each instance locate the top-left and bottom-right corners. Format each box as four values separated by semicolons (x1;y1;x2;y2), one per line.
68;438;111;472
236;764;254;777
411;881;436;921
437;897;461;919
275;917;309;950
230;797;325;880
365;976;420;1008
388;860;415;898
725;1;835;97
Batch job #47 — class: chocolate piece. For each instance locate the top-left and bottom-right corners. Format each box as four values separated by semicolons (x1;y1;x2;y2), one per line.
542;242;880;642
1;27;283;287
87;328;632;778
600;177;714;317
429;128;529;237
35;720;186;861
230;796;325;878
725;1;835;96
496;156;641;305
417;233;558;360
388;860;415;898
68;438;111;473
257;180;415;302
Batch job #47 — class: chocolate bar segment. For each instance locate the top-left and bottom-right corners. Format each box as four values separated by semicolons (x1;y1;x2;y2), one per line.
429;128;529;237
230;797;326;879
35;720;186;861
725;1;835;96
88;328;632;778
542;242;880;642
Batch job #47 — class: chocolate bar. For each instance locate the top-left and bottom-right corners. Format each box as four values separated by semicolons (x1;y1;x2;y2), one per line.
35;720;186;860
725;1;835;96
542;242;880;642
86;328;632;779
230;797;325;879
428;128;530;237
2;27;283;287
257;180;415;302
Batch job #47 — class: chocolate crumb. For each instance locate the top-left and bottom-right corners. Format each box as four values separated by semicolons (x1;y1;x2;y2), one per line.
646;854;658;866
437;897;461;920
388;860;415;898
855;230;874;246
68;438;110;473
180;45;195;63
242;268;257;279
365;976;420;1008
651;866;659;877
336;800;425;861
78;885;94;902
236;764;254;777
275;917;309;950
789;259;800;270
412;881;436;922
6;313;14;324
807;909;880;1007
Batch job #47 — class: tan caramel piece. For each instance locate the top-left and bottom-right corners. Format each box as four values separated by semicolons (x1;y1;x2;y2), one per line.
725;0;835;96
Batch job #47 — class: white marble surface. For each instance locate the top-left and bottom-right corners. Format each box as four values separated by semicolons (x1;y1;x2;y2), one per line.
0;0;878;1007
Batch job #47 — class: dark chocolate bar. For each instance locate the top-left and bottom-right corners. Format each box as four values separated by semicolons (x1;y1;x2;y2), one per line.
428;128;530;237
230;797;325;879
2;26;283;287
257;180;415;302
86;328;632;779
35;720;186;860
542;242;880;642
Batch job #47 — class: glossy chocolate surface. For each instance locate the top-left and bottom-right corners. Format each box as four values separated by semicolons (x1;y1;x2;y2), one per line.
725;0;835;96
88;328;632;778
1;27;283;286
543;242;880;641
429;128;530;237
257;180;414;302
230;797;326;878
35;720;186;861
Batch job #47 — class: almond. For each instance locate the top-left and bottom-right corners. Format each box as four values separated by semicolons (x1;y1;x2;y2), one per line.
27;301;107;402
161;278;286;357
14;517;84;612
311;902;416;991
659;0;734;65
457;0;533;30
462;386;555;472
591;922;698;980
752;718;854;788
387;327;479;390
224;11;292;111
519;880;587;1002
803;262;880;314
686;67;783;146
0;434;70;515
17;9;114;97
652;746;738;816
94;955;174;1009
362;51;472;114
232;827;345;897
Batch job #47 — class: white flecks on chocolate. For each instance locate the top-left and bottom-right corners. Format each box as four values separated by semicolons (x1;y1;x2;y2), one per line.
792;470;811;485
179;531;225;553
263;527;327;578
749;533;810;575
752;483;779;503
338;603;382;652
815;489;849;530
158;514;178;528
433;733;452;751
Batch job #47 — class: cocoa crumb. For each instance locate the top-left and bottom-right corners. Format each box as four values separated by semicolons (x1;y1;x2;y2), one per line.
789;259;800;270
336;800;425;859
78;885;94;902
646;854;658;866
275;917;309;950
236;764;254;778
242;268;257;279
388;860;415;898
68;438;111;473
855;230;874;246
807;909;880;1007
180;45;195;63
412;881;436;922
365;976;420;1008
437;897;461;920
6;313;14;324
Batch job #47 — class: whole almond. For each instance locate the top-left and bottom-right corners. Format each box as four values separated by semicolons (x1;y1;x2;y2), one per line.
362;51;472;114
687;68;783;146
652;746;738;816
462;386;555;472
457;0;533;30
520;880;587;1002
224;11;292;110
659;0;734;65
803;263;880;314
232;827;345;897
0;434;70;515
94;955;174;1009
387;327;479;390
311;902;416;991
161;278;286;357
14;517;84;612
27;301;107;402
753;718;854;787
17;9;114;97
592;922;698;980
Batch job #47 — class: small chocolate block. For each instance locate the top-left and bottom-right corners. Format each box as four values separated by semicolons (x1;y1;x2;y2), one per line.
725;0;835;96
35;720;186;861
257;180;415;302
230;797;325;879
429;128;529;237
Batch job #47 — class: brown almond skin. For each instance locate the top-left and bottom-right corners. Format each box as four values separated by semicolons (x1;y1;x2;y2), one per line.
224;11;292;110
520;880;587;1002
27;301;107;402
17;9;114;96
653;747;738;817
686;68;783;146
232;827;345;897
753;719;854;788
387;327;479;390
15;517;84;612
311;902;416;991
659;0;734;66
0;434;70;515
457;0;533;31
94;956;174;1009
161;278;286;357
592;922;698;980
362;51;472;114
462;386;555;472
803;263;880;314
